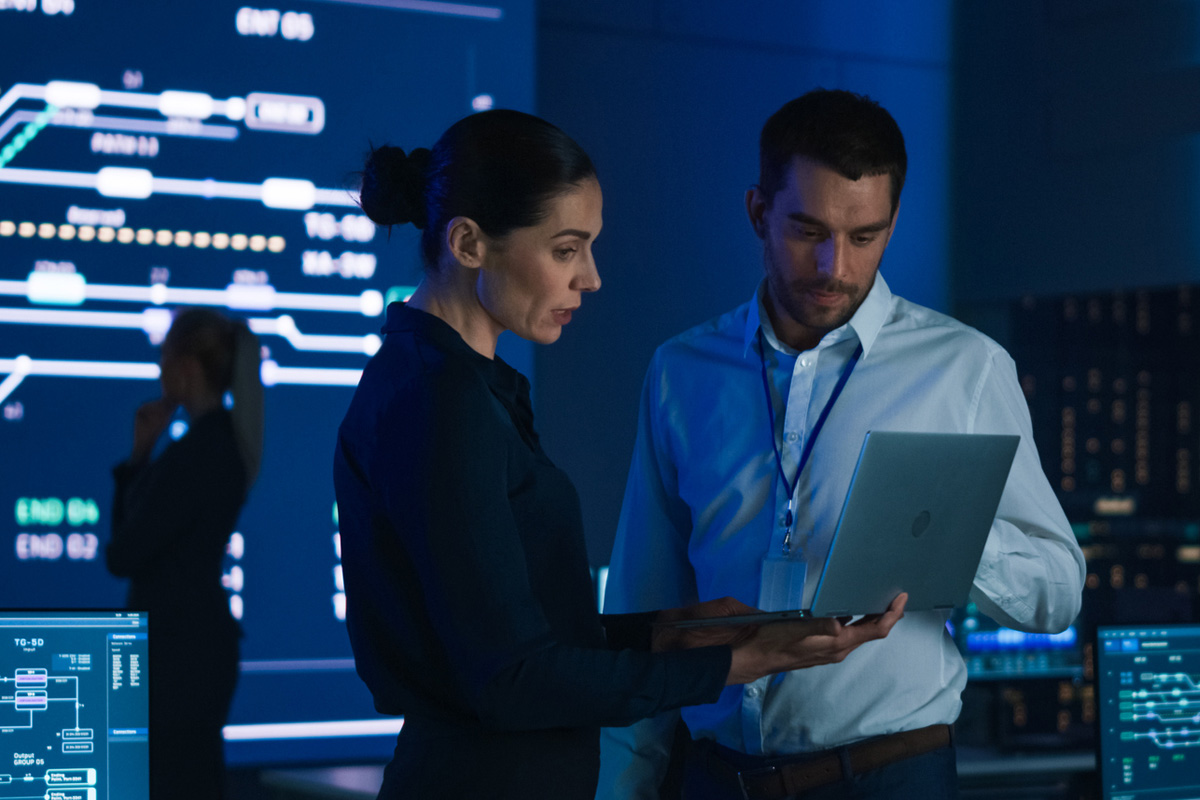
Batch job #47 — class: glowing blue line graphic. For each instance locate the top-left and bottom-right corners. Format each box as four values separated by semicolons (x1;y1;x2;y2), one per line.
0;110;240;144
0;166;356;208
0;308;382;355
222;718;404;741
0;356;363;404
239;659;357;673
311;0;502;20
0;277;385;316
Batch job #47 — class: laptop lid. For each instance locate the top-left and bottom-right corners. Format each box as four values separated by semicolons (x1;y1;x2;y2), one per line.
0;609;149;799
664;431;1019;629
809;430;1019;617
1097;623;1200;800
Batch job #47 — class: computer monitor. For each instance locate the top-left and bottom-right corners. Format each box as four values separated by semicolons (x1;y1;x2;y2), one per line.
1097;623;1200;800
0;610;149;800
951;602;1084;680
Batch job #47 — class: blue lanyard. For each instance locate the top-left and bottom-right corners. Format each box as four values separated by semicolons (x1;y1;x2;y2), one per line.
757;329;862;555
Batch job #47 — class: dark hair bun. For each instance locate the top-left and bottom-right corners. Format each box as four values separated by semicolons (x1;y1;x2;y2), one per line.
359;145;431;229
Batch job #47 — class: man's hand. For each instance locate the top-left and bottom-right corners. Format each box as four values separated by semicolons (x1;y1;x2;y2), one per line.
725;593;907;685
131;398;176;463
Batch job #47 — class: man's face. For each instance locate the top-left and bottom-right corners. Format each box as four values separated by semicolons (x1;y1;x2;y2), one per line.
747;156;897;351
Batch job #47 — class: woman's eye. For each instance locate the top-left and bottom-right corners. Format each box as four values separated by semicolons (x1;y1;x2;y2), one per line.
554;248;577;260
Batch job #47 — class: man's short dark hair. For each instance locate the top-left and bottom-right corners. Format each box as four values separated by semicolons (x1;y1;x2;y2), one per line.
759;89;907;216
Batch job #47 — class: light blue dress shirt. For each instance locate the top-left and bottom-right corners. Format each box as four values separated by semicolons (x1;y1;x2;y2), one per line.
596;274;1085;799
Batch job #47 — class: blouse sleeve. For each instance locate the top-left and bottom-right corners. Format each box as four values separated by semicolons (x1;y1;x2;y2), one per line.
107;451;198;578
368;367;729;731
107;424;243;578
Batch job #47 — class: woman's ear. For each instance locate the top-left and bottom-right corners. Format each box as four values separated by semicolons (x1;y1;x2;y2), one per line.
445;216;487;269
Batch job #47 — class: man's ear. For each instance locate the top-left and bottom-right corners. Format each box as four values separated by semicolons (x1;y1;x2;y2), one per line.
445;216;487;269
745;185;768;240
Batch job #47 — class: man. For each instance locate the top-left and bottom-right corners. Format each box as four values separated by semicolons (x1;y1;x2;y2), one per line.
597;89;1085;799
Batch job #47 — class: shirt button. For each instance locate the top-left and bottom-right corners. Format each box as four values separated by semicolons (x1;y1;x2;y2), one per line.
800;357;811;368
786;432;799;443
746;686;760;697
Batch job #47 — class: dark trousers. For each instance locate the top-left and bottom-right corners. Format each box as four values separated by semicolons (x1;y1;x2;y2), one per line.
376;718;600;800
150;630;240;800
682;739;959;800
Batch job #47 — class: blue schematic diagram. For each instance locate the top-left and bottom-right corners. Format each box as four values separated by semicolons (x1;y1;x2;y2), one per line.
0;611;149;800
1;0;533;764
1098;625;1200;799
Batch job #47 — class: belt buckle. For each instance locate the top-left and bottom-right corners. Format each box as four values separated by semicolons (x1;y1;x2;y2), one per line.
735;764;778;800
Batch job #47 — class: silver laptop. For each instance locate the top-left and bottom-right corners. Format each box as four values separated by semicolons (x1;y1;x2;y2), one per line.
669;431;1020;626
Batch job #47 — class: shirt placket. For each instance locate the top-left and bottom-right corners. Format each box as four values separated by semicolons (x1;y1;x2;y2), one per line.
775;349;817;551
741;342;818;754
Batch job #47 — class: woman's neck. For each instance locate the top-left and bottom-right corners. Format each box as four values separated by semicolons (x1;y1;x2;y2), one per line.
406;273;503;359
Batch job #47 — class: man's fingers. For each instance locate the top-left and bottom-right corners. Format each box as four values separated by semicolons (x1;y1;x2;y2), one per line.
846;593;909;627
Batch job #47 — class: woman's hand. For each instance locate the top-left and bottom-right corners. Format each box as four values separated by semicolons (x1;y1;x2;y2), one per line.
725;593;907;685
131;398;176;463
651;597;762;653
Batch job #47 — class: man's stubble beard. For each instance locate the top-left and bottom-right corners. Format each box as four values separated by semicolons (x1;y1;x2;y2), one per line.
762;238;875;338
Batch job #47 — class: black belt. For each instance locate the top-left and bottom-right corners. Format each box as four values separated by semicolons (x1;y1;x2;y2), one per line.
704;724;953;799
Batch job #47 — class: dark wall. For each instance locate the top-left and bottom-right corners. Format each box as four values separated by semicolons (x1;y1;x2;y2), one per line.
534;0;954;564
952;0;1200;309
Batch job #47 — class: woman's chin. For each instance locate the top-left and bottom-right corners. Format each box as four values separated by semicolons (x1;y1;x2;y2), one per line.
514;321;563;346
533;328;563;345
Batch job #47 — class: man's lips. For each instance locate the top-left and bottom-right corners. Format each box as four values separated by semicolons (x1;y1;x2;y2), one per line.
805;288;848;306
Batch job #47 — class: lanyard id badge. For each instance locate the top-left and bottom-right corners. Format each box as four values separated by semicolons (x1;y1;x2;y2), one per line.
759;550;808;611
756;331;861;609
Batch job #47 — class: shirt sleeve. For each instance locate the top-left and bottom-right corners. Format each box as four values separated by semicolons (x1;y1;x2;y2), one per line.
598;351;700;798
370;364;728;731
967;348;1086;633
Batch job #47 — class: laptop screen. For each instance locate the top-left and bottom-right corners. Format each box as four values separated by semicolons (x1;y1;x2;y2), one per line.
0;610;149;800
1097;623;1200;800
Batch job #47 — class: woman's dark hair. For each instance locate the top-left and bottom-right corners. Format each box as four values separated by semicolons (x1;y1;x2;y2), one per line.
164;308;264;487
759;89;906;217
358;109;596;268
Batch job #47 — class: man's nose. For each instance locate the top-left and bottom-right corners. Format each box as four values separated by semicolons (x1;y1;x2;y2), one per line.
815;237;848;280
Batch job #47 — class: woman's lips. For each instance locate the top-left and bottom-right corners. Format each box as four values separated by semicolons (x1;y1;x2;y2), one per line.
552;308;576;325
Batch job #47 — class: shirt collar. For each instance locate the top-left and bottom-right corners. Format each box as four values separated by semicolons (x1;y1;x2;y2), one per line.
381;302;524;401
742;273;893;360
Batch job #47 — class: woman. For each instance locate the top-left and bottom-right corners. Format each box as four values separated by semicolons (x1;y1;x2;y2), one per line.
333;109;904;799
108;308;263;800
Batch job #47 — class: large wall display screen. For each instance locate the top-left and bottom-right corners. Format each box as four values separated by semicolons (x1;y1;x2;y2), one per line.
0;0;533;763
